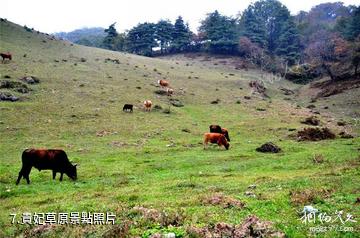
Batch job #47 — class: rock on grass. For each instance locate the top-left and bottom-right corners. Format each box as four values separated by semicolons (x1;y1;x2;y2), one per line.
256;142;281;153
0;92;19;101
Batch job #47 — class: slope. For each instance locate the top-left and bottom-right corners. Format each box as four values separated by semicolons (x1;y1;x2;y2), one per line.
0;20;359;237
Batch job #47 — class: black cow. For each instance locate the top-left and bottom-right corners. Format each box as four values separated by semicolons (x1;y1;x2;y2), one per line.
123;104;133;112
209;124;230;142
16;149;77;185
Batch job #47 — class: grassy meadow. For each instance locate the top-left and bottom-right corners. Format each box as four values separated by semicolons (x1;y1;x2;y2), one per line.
0;20;359;237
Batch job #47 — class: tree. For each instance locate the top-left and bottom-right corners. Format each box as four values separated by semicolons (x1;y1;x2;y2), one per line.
155;20;174;54
102;23;118;50
351;37;360;75
276;17;301;65
126;23;157;56
199;10;238;54
238;36;263;64
240;6;266;48
306;31;350;80
239;0;300;63
171;16;192;52
114;33;126;51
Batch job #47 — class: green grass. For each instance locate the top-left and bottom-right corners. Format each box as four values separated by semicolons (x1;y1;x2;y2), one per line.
0;20;359;237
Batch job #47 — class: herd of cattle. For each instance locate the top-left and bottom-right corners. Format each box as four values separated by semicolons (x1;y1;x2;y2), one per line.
15;124;230;185
1;53;231;184
122;79;173;113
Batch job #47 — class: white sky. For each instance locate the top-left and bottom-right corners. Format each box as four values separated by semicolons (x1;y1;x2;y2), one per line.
1;0;359;33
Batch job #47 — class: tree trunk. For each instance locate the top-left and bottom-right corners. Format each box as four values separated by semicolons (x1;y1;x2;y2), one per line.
322;63;335;80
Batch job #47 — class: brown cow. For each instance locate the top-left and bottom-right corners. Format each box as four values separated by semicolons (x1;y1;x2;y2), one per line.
209;125;230;142
158;79;169;88
1;52;12;62
203;133;230;150
16;149;77;185
144;100;152;111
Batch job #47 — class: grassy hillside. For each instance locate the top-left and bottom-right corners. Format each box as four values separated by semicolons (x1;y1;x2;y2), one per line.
0;20;359;237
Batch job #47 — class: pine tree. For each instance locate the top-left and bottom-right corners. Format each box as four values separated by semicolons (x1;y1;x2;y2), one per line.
155;20;174;54
346;6;360;40
239;0;301;64
102;23;118;50
241;7;267;48
171;16;192;52
199;10;238;54
126;23;157;56
276;18;301;64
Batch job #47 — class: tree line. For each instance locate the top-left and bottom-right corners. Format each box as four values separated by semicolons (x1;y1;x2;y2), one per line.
98;0;359;82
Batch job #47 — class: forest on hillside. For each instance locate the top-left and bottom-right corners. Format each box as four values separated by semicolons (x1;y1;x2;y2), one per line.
57;0;359;85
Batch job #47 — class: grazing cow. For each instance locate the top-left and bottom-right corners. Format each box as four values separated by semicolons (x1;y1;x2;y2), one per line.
209;125;231;142
16;149;77;185
158;79;169;88
123;104;133;112
144;100;152;111
1;52;12;62
203;133;230;150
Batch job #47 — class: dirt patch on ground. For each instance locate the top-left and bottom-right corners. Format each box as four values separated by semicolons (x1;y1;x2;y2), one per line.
339;131;354;139
132;206;184;226
311;77;360;99
256;142;281;153
249;81;269;98
24;224;57;237
96;130;118;137
301;116;320;126
102;222;130;238
297;127;336;141
187;215;285;238
202;193;245;209
290;188;334;205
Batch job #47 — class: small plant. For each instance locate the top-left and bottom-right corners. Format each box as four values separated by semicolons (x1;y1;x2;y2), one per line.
312;154;325;164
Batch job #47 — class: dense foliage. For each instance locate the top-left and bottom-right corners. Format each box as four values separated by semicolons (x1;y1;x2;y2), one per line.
63;0;359;82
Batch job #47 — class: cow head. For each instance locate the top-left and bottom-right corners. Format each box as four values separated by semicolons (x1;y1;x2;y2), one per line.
218;135;230;150
224;141;230;150
66;163;77;180
222;128;230;142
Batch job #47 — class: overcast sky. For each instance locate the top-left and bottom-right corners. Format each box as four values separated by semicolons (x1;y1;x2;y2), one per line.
1;0;359;33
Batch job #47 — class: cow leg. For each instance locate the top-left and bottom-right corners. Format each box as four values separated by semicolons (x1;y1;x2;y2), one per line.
52;170;56;179
60;173;63;181
16;167;25;185
203;140;208;150
23;167;32;184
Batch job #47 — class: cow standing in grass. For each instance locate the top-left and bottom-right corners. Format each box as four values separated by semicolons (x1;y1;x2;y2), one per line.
203;133;230;150
123;104;133;112
1;52;12;62
144;100;152;112
158;79;169;89
16;149;77;185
